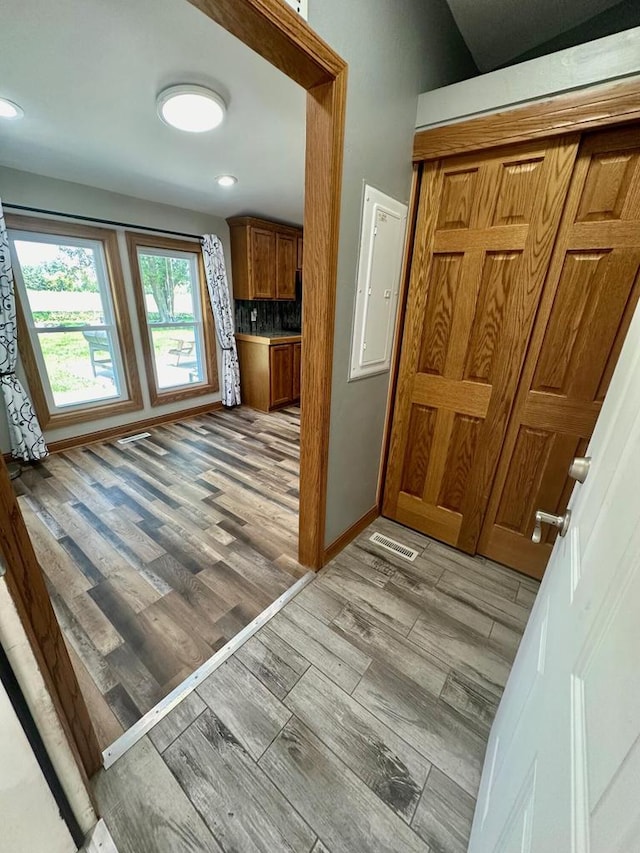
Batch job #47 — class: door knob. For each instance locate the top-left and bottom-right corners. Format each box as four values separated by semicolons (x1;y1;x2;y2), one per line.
568;456;591;483
532;509;571;543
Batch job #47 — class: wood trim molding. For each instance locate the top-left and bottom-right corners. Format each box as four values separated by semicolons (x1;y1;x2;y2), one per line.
0;456;102;777
376;164;422;510
186;0;348;570
125;231;219;408
299;70;348;567
413;77;640;162
323;505;379;563
43;401;223;455
186;0;344;89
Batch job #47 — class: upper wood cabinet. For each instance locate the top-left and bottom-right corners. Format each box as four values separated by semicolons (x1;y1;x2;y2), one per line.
276;233;296;299
228;216;302;300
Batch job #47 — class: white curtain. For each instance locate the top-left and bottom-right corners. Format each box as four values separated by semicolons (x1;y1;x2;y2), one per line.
0;199;48;461
201;234;241;407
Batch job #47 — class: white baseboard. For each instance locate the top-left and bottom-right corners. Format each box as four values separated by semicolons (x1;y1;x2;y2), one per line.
80;819;119;852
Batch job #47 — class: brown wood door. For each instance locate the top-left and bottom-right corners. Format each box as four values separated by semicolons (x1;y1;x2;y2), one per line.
251;227;276;298
479;126;640;578
270;343;293;407
276;233;296;299
292;341;302;400
383;137;579;551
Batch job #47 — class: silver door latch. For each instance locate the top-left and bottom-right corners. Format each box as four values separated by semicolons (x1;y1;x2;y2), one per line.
568;456;591;483
532;509;571;544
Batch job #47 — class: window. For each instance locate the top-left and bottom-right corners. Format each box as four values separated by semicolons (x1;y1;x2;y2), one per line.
7;216;142;428
127;232;218;405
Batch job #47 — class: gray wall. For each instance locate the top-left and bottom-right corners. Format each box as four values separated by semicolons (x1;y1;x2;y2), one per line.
0;166;231;452
308;0;476;545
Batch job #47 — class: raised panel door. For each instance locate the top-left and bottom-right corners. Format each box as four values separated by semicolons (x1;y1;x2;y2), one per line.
292;342;301;401
251;227;276;298
276;233;296;300
270;344;293;408
479;126;640;578
383;137;579;550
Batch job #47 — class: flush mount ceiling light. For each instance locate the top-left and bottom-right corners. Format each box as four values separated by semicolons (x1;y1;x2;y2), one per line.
157;85;226;133
215;175;237;187
0;97;24;120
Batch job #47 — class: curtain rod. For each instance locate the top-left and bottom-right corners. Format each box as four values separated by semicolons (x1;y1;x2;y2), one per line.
2;202;203;241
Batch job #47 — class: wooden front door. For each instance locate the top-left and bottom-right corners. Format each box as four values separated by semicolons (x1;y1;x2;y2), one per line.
479;127;640;577
383;137;578;552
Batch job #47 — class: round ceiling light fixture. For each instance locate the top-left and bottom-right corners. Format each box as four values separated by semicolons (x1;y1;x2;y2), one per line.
157;85;226;133
0;97;24;120
215;175;237;187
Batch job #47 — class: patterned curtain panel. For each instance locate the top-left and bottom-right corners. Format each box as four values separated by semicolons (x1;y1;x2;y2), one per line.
0;199;48;461
201;234;241;407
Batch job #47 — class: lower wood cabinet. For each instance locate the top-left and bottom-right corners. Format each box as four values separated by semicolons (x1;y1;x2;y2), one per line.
236;334;301;412
292;342;301;401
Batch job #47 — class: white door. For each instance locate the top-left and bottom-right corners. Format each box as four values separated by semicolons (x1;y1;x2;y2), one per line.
469;297;640;851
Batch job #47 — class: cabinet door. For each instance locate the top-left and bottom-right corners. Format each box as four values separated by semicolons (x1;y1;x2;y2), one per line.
270;344;293;407
297;234;303;271
251;228;276;298
478;126;640;578
292;342;302;401
382;136;578;552
276;233;296;300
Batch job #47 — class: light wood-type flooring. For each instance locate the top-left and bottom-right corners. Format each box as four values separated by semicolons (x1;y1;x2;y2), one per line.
14;406;303;750
94;517;539;853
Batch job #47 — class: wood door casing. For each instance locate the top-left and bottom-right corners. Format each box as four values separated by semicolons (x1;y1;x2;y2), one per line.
383;137;579;551
276;233;297;299
479;126;640;577
270;343;293;407
251;228;276;298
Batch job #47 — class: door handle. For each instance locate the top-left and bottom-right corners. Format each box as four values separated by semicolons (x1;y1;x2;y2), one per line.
532;509;571;543
568;456;591;483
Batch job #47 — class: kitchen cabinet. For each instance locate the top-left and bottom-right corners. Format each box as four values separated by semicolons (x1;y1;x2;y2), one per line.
270;344;293;406
235;333;301;411
292;342;301;401
296;234;303;271
275;233;296;299
228;216;302;300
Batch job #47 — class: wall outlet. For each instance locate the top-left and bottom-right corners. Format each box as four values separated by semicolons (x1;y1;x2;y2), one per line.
283;0;308;21
251;309;258;322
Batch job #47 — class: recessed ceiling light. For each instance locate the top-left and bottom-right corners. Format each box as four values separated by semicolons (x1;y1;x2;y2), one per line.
157;85;226;133
0;98;24;120
215;175;237;187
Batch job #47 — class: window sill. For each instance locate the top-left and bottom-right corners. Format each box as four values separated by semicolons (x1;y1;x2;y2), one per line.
38;396;145;431
148;379;220;408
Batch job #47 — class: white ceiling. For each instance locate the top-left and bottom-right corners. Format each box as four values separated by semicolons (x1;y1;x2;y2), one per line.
445;0;624;70
0;0;306;223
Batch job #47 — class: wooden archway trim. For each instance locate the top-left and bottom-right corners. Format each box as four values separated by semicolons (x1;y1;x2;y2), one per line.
187;0;348;567
413;76;640;162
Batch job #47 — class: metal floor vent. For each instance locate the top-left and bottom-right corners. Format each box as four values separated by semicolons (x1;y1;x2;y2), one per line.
117;432;151;445
369;532;418;562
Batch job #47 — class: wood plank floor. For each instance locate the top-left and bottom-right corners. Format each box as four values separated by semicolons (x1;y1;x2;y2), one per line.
14;406;303;749
94;517;539;853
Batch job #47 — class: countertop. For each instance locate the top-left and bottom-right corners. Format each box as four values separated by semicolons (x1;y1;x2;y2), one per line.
235;331;302;345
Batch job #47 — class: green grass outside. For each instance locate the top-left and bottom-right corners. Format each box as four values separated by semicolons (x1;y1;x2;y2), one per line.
38;327;196;395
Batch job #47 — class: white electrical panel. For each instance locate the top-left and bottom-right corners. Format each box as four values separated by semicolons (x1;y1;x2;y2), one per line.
283;0;308;20
349;185;407;381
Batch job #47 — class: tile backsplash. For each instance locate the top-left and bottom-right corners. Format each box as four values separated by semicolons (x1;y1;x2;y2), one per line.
235;277;302;333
